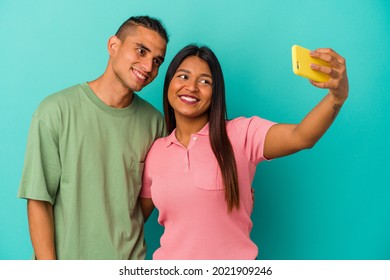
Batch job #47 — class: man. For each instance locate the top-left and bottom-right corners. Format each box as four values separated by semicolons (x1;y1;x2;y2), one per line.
17;16;168;260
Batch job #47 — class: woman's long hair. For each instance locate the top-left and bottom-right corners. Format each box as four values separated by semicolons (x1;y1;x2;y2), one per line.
163;45;239;212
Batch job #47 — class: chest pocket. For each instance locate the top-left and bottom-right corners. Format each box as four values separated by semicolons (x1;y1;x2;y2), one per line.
190;148;223;191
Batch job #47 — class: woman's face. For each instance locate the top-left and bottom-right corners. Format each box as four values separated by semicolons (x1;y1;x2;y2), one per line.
168;56;213;122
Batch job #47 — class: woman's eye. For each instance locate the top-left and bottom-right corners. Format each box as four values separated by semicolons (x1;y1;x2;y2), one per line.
178;74;188;79
200;79;212;85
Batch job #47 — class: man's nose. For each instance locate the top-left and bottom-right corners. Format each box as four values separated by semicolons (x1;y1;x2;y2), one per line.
141;57;153;72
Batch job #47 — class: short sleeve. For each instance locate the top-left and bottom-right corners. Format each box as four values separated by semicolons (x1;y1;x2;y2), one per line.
229;116;276;164
17;116;61;204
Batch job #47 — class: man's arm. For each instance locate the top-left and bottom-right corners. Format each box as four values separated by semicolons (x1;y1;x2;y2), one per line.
139;198;155;222
264;48;348;159
27;199;56;260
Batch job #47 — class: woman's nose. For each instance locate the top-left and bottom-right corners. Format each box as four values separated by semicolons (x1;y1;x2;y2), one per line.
186;80;199;92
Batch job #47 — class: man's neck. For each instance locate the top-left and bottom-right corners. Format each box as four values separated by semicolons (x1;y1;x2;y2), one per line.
88;76;134;108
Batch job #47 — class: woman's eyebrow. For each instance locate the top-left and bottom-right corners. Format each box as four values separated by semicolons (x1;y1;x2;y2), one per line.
176;68;212;78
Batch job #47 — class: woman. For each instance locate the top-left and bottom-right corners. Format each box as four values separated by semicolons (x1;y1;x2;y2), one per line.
140;45;348;259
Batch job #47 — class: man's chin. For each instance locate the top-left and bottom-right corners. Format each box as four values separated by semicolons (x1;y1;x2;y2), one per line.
131;81;151;93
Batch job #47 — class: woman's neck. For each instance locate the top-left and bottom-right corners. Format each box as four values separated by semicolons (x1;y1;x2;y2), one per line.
174;115;208;147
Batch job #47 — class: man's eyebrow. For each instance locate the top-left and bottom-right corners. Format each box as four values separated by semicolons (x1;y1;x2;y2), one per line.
136;43;151;53
136;43;165;63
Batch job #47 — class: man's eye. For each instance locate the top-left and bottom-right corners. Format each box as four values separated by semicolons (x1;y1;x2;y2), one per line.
153;58;162;66
137;48;146;55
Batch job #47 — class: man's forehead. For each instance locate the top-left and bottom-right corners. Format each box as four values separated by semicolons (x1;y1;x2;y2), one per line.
126;27;166;51
129;26;166;42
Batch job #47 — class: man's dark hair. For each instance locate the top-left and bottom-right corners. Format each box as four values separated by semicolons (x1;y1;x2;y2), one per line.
115;15;169;43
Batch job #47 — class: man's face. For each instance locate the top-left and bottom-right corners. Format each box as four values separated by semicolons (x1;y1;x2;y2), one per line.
110;26;167;92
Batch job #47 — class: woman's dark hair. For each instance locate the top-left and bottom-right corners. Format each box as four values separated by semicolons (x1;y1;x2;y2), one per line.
163;45;239;212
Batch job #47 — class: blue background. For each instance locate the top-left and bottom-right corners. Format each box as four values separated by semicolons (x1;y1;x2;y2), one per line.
1;0;389;260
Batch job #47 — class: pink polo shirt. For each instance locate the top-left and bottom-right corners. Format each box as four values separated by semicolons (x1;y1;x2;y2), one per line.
141;116;275;259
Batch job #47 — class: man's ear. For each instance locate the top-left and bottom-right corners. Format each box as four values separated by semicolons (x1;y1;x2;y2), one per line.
107;35;121;56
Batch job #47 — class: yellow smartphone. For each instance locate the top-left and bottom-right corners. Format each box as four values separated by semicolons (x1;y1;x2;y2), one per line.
291;45;330;82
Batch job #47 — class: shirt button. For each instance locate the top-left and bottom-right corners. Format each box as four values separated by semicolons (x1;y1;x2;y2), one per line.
193;136;198;141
